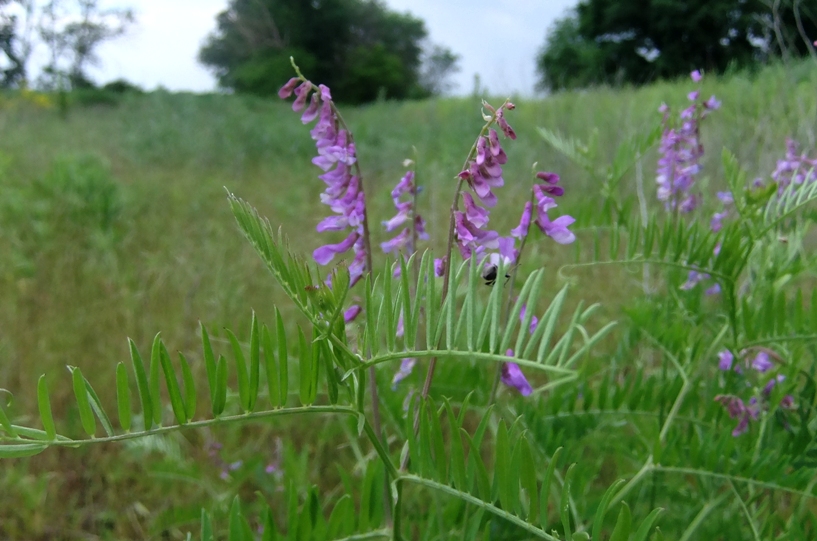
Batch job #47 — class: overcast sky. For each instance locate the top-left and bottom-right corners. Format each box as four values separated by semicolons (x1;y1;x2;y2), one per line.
33;0;578;95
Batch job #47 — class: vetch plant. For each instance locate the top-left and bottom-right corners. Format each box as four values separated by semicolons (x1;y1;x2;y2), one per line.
0;60;640;540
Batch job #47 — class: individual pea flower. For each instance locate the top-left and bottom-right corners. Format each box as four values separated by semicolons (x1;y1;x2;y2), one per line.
656;70;719;213
519;303;539;334
717;349;734;371
531;185;575;244
714;395;759;437
392;358;416;389
501;350;532;396
279;76;369;290
679;270;710;290
751;351;773;373
710;191;733;232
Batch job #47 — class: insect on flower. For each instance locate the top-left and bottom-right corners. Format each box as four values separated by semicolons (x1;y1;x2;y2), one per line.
482;264;510;287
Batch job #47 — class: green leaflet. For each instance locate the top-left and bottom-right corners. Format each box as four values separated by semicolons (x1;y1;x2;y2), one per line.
158;341;188;425
37;375;56;440
115;363;131;432
226;328;251;413
592;479;626;541
69;366;95;437
609;502;632;541
128;338;153;429
249;311;261;411
149;333;163;427
179;352;197;421
200;324;217;410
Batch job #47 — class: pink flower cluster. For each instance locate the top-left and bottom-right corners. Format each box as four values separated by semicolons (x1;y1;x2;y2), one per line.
454;103;575;272
279;77;367;288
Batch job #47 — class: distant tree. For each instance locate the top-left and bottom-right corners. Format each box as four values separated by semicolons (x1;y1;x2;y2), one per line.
0;0;35;88
38;0;133;90
199;0;458;103
535;11;605;92
536;0;817;91
418;43;461;96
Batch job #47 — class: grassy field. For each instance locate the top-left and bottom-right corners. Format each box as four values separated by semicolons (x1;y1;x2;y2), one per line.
0;60;816;539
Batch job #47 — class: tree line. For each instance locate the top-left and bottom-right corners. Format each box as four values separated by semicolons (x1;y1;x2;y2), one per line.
1;0;814;101
536;0;817;91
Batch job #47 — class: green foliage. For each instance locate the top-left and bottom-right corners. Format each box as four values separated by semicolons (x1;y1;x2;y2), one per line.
536;0;817;90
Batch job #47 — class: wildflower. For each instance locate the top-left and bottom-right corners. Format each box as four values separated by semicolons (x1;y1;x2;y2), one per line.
519;303;539;334
751;351;773;373
279;78;368;287
714;394;758;437
501;351;532;396
532;183;575;244
392;358;416;388
717;350;734;371
762;374;785;395
771;138;817;191
433;257;446;277
679;270;709;290
343;305;362;323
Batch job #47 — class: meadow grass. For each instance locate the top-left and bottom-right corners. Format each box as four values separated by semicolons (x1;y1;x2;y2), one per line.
0;60;816;539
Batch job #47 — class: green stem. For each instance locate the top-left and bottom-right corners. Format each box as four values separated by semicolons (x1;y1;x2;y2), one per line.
398;474;560;541
4;405;357;449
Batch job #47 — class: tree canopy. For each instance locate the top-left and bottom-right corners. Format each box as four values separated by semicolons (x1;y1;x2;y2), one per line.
199;0;457;103
536;0;817;92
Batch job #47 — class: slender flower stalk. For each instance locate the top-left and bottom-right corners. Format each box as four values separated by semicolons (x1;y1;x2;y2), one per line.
383;160;428;386
488;169;575;403
419;100;517;403
279;61;385;476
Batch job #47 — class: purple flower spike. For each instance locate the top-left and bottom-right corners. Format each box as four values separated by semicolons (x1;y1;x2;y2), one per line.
691;70;703;82
382;167;428;275
279;77;370;295
501;353;532;396
656;73;718;213
717;350;734;371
